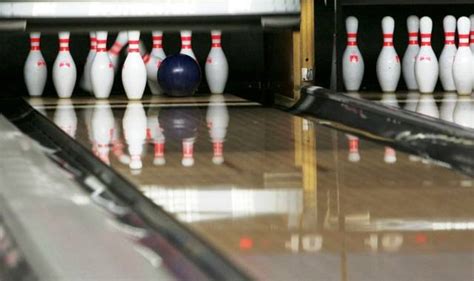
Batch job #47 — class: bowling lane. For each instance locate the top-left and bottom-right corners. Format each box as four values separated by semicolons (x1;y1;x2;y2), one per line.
31;94;474;281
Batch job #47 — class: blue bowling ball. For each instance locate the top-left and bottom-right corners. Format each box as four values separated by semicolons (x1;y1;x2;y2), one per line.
157;54;201;97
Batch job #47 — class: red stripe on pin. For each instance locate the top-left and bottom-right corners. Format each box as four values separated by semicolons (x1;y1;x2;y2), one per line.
181;36;192;40
59;39;69;43
383;34;393;38
30;38;40;43
408;40;418;45
59;47;69;51
459;34;469;38
153;44;162;48
128;48;139;52
445;40;455;45
421;42;431;46
152;36;163;40
408;32;418;37
30;46;40;51
347;42;357;46
445;32;455;36
459;43;469;47
96;48;107;52
211;35;221;40
383;42;393;46
420;33;431;38
182;45;192;49
211;43;221;47
128;40;139;44
96;39;107;44
347;33;357;38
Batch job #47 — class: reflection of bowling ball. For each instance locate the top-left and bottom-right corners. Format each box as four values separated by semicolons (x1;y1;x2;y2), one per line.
159;107;201;140
157;54;201;97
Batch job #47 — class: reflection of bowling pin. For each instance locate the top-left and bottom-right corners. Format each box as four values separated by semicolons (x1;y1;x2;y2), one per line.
402;15;419;91
453;17;473;95
404;91;420;112
112;120;131;165
123;102;147;170
440;93;457;122
24;32;47;97
145;31;166;95
147;107;166;166
91;31;114;99
80;32;96;93
108;31;128;72
380;93;398;164
415;17;438;94
206;94;229;165
122;31;147;100
346;134;361;162
91;101;114;165
182;138;195;167
439;16;457;92
180;30;196;60
377;16;401;92
53;99;77;138
53;32;77;98
416;93;439;118
205;30;229;94
453;96;474;128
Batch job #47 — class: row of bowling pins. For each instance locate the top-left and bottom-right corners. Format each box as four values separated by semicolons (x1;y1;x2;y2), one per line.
24;30;229;99
52;94;229;172
343;15;474;95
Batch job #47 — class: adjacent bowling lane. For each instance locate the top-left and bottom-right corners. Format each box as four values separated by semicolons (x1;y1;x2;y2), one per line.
31;94;474;281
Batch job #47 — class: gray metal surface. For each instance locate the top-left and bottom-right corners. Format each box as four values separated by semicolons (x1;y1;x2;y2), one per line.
0;115;177;281
0;0;300;18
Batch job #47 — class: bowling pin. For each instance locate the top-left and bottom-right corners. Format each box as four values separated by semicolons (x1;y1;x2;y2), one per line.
415;17;439;94
453;17;473;95
108;31;128;72
123;102;147;170
146;107;166;166
91;31;114;99
439;15;457;92
122;31;147;100
416;93;439;118
145;31;166;95
206;94;229;165
470;14;474;53
80;32;96;93
440;92;457;122
453;96;474;128
342;16;364;92
376;16;401;92
346;134;361;162
24;32;47;97
180;30;196;60
402;15;419;91
53;99;77;138
53;32;77;98
91;101;114;165
205;30;229;94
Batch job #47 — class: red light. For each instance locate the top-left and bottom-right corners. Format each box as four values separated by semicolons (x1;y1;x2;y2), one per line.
239;237;253;250
415;234;428;244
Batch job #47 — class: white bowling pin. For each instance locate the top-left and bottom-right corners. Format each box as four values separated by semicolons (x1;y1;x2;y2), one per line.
122;31;147;100
453;96;474;128
145;31;166;95
453;17;473;95
402;15;419;91
440;92;457;122
108;31;128;72
416;93;439;118
91;101;114;165
346;134;361;162
415;17;439;94
53;32;77;98
123;102;147;170
24;32;47;97
80;32;96;93
205;30;229;94
470;15;474;53
377;16;401;92
206;94;229;165
180;30;197;60
146;107;166;166
342;16;364;92
91;31;114;99
53;99;77;138
439;15;457;92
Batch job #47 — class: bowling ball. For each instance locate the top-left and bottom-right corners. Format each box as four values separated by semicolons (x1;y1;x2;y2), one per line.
157;54;201;97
